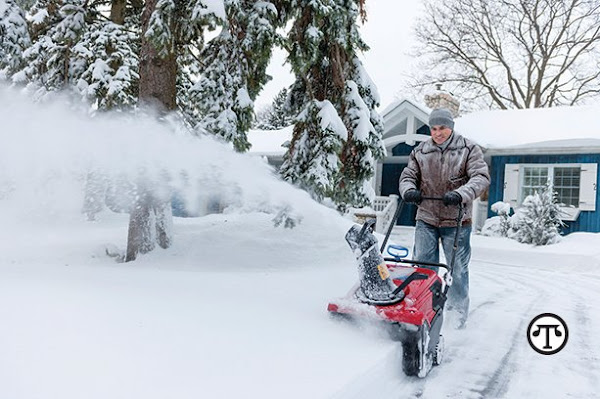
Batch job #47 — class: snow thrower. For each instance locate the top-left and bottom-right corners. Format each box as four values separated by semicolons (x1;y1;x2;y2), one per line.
327;197;465;378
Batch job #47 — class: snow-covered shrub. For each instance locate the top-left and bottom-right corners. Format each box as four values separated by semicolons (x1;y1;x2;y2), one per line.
481;201;511;237
511;184;564;246
480;216;504;237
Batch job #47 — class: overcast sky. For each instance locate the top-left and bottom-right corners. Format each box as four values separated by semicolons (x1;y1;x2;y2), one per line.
255;0;425;110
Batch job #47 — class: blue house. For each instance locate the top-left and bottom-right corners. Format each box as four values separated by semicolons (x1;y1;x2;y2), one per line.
457;106;600;234
248;100;600;234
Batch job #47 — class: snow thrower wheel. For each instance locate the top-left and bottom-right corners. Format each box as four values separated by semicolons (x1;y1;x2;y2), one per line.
433;334;444;366
401;323;433;378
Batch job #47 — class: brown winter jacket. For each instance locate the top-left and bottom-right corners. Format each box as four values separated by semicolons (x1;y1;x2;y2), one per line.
399;132;490;227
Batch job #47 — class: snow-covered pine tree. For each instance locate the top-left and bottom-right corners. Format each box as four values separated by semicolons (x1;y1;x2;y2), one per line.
14;0;34;10
124;0;229;260
79;1;142;221
11;0;141;111
512;184;565;246
281;99;347;200
73;22;140;111
12;0;87;96
191;0;280;152
255;87;294;130
0;0;31;77
280;1;348;201
125;0;181;261
281;0;384;209
73;0;142;111
335;57;385;210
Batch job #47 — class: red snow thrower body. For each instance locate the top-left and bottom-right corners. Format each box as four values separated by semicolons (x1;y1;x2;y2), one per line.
327;198;464;378
327;264;441;328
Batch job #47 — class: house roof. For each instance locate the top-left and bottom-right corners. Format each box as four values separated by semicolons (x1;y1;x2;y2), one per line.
247;125;293;157
248;102;600;157
456;104;600;152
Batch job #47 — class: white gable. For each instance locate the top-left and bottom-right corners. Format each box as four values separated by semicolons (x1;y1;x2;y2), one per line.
380;99;431;150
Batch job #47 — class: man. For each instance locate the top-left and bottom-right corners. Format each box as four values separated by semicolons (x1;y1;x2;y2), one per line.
399;108;490;328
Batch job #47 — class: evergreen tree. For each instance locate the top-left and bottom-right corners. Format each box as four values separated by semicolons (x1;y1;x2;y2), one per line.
335;57;385;210
281;99;347;200
191;0;280;151
280;0;384;209
73;22;140;111
126;0;179;262
14;0;34;10
10;0;141;110
255;87;294;130
125;0;228;261
13;0;87;95
512;184;564;246
0;0;31;77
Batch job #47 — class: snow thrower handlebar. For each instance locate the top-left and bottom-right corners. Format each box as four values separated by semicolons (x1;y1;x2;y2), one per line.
379;196;465;278
383;258;451;271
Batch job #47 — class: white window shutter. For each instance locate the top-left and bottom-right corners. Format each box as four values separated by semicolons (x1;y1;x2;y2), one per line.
503;164;520;208
579;163;598;211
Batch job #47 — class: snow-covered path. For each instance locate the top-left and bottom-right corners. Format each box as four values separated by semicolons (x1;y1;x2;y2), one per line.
332;229;600;398
0;215;599;398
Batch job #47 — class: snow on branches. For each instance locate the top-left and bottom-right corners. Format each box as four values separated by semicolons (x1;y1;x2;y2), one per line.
0;0;30;77
482;185;565;246
281;0;384;211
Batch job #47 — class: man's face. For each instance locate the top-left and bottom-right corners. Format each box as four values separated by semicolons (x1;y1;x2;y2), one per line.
430;125;452;145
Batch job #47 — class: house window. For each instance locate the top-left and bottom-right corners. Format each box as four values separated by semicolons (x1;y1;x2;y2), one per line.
521;167;549;200
504;163;597;220
520;166;581;207
553;167;580;207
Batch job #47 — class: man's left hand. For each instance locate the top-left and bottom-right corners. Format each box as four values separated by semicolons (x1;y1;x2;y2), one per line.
443;191;462;206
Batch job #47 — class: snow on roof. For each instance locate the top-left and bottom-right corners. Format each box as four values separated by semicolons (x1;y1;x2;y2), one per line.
248;103;600;157
456;104;600;149
247;125;293;156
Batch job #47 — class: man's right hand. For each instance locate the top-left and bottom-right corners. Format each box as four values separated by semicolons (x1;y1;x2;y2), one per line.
403;189;422;204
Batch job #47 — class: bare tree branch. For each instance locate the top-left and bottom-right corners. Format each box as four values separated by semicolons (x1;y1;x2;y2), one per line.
409;0;600;110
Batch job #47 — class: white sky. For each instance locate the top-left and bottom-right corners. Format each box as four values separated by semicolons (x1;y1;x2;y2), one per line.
255;0;425;111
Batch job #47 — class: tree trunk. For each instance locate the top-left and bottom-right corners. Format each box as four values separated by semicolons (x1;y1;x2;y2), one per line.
110;0;126;25
126;184;155;262
125;0;176;261
138;0;177;112
155;200;173;249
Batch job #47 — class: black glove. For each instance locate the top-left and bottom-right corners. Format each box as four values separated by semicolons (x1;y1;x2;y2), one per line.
403;189;422;204
443;191;462;206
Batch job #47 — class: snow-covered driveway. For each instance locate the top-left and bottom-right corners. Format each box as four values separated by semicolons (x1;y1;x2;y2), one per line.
0;215;599;399
334;259;600;398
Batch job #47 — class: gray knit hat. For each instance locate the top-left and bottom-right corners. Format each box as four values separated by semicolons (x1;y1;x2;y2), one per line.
428;108;454;130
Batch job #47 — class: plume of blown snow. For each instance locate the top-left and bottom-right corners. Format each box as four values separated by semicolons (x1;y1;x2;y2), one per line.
0;87;339;226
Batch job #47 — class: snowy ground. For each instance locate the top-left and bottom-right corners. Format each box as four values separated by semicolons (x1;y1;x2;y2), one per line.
1;210;599;399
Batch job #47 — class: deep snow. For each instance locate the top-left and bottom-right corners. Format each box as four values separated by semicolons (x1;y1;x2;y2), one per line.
1;87;599;398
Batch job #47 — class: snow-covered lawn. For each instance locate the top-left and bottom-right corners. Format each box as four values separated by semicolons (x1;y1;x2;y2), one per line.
1;210;599;399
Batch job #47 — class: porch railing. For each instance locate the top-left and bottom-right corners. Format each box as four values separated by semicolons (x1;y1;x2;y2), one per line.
351;194;399;234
